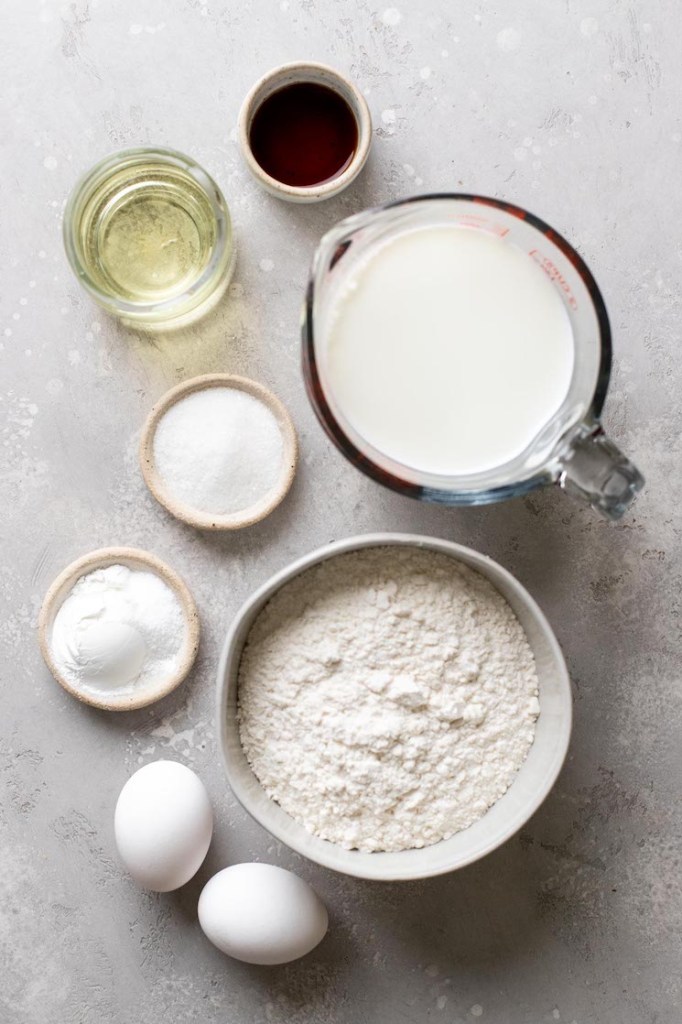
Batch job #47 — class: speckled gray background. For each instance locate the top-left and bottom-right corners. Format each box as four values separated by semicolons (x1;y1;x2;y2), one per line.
1;1;680;1021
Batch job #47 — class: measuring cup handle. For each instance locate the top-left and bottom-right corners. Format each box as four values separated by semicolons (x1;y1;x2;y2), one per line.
558;423;644;520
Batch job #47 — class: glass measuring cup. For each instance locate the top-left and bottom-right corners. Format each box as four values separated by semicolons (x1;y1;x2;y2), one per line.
302;194;644;519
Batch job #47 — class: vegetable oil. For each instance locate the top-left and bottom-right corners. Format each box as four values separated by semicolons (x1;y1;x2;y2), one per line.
64;148;234;329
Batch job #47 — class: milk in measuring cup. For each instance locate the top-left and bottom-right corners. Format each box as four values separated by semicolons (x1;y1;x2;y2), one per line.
324;225;575;476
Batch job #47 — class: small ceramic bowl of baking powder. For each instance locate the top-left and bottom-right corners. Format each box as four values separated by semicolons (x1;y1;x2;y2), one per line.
140;374;298;531
238;61;372;202
217;533;572;882
39;547;200;711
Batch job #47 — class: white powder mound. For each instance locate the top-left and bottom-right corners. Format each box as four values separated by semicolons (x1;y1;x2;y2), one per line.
51;564;186;696
153;387;284;515
238;547;540;853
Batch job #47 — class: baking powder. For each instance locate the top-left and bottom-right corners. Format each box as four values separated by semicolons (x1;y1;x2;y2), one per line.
50;564;185;696
238;547;540;853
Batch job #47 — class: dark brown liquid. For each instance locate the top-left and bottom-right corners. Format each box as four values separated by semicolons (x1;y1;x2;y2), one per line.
249;82;358;188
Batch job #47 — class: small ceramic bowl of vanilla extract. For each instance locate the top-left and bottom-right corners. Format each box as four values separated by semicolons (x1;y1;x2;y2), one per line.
238;61;372;203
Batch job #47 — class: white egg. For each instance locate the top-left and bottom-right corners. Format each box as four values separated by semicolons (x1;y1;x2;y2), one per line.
198;863;328;964
114;760;213;892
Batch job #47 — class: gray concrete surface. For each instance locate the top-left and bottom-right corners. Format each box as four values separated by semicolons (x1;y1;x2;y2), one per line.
1;1;680;1022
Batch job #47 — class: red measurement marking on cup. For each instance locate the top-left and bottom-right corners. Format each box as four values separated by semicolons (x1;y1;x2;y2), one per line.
453;213;510;237
529;250;578;310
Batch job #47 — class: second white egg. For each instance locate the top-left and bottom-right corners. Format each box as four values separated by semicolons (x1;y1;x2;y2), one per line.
114;760;213;892
198;863;328;964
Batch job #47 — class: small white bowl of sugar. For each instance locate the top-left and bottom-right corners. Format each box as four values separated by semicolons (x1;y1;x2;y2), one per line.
140;374;298;530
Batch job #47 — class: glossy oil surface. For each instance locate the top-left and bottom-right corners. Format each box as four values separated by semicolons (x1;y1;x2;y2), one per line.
78;161;217;303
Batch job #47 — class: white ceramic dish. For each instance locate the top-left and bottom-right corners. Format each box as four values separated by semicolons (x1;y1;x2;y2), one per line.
139;374;298;531
238;61;372;203
39;547;200;711
217;533;572;881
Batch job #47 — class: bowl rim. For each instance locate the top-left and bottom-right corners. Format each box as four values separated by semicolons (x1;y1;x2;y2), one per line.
39;546;200;711
139;374;298;531
237;60;373;201
216;532;572;881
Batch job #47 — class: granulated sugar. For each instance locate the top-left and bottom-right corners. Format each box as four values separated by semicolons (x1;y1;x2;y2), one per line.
238;547;540;853
153;386;284;515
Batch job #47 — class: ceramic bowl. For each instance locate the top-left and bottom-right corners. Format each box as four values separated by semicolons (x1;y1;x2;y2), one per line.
39;547;200;711
140;374;298;531
238;61;372;202
217;533;572;881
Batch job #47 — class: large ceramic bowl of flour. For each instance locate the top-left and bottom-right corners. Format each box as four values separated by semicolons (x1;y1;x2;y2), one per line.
217;534;571;880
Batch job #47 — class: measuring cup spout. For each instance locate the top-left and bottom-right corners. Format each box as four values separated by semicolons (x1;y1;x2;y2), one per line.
558;423;644;520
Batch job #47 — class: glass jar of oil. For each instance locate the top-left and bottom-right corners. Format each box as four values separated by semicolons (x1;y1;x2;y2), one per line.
63;147;235;330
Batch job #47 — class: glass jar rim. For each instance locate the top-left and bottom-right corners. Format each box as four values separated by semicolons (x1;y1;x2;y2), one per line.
62;145;232;320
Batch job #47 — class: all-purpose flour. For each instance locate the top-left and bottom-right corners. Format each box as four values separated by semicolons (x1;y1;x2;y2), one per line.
238;547;540;853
